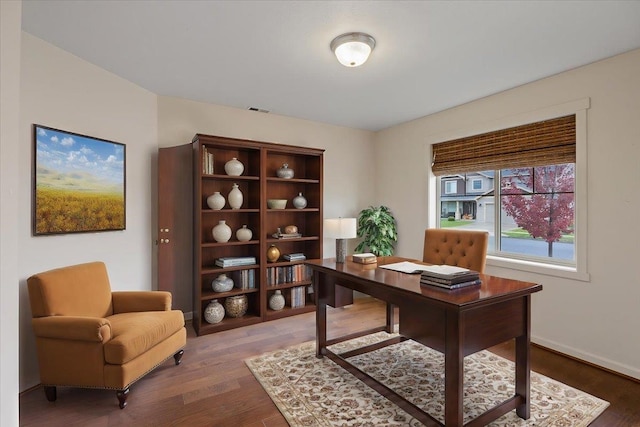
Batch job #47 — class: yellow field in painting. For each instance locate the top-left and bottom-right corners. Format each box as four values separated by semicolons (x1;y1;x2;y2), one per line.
35;187;124;234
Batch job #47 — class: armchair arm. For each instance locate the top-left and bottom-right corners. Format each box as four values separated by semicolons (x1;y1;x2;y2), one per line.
31;316;112;343
111;291;172;313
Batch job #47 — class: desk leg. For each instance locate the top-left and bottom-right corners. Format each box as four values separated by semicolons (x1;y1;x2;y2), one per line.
515;295;531;419
444;309;464;426
386;303;395;333
315;271;327;358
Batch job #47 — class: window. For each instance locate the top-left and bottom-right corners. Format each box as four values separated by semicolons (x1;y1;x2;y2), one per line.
444;180;457;194
432;115;577;267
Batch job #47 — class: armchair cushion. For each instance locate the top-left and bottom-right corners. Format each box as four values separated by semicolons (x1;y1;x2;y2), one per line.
104;310;185;365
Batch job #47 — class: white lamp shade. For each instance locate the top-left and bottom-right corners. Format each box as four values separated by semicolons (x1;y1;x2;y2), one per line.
324;218;357;239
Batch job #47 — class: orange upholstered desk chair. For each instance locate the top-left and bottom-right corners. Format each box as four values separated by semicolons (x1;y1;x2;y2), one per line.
422;228;489;273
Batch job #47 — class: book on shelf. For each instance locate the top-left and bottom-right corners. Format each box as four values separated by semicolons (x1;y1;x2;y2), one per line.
231;269;256;289
214;256;256;268
202;147;214;175
285;286;306;309
352;253;377;264
283;253;306;261
420;277;482;290
266;264;312;286
273;233;303;239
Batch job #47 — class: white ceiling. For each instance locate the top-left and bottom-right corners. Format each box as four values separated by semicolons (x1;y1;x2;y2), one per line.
21;1;640;131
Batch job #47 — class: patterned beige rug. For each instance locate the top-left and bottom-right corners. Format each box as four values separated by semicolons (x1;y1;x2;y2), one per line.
245;332;609;426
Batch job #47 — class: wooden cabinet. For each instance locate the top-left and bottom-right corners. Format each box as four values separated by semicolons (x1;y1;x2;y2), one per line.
188;134;324;336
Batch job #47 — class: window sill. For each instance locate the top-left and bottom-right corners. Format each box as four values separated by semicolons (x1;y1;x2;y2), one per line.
486;255;590;282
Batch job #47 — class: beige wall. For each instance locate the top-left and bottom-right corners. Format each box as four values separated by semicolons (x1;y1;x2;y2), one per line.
18;33;159;391
375;48;640;379
1;1;22;424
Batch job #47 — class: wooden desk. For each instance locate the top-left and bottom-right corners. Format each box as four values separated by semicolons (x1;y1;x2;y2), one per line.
306;256;542;427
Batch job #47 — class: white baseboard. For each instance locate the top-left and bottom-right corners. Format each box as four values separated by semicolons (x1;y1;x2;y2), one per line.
532;335;640;380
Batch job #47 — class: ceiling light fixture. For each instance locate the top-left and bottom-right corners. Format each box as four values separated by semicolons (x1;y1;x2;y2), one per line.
330;32;376;67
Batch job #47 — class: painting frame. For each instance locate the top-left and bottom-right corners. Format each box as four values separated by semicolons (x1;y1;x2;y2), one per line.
32;124;126;236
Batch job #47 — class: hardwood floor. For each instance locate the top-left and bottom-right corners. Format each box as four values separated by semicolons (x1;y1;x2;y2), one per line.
19;297;640;426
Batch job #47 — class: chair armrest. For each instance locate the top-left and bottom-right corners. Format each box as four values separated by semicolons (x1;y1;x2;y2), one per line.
31;316;111;343
111;291;172;313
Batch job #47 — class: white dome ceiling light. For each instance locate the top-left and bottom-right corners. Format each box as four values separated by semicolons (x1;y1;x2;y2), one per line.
330;32;376;67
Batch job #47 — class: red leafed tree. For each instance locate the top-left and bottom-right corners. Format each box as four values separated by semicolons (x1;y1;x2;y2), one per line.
501;164;574;257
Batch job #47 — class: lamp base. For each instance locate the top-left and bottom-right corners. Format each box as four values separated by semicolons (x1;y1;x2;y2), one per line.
336;239;347;263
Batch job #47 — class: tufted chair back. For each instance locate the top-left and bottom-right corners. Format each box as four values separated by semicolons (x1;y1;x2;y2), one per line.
422;228;489;273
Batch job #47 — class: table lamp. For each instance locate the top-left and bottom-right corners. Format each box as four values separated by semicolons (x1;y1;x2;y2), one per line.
324;218;357;263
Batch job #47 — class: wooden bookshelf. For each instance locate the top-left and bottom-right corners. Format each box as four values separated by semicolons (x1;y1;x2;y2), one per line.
179;134;324;336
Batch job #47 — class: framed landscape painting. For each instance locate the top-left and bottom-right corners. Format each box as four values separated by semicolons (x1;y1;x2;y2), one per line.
33;124;126;235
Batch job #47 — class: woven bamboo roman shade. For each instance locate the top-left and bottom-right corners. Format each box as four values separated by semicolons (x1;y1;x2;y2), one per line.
431;115;576;176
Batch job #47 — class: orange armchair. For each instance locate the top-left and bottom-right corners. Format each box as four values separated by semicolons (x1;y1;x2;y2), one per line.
27;261;187;408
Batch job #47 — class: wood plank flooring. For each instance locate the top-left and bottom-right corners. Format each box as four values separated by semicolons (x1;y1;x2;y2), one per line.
19;297;640;426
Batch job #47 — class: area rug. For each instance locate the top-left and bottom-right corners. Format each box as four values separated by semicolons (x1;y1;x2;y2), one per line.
245;332;609;426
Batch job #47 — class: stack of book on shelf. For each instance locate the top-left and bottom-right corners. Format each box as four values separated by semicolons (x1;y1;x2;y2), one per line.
287;286;306;308
352;253;377;264
231;269;255;289
214;256;256;268
202;147;214;174
266;265;311;286
272;232;302;239
283;253;306;261
419;265;481;290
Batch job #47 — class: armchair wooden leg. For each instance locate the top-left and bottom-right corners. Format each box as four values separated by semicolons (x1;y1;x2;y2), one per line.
116;388;129;409
44;386;56;402
173;349;184;365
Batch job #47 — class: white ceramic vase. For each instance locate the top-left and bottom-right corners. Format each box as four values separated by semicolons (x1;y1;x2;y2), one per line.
212;220;232;243
224;157;244;176
236;225;252;242
212;274;234;292
204;299;225;324
292;192;307;209
276;163;294;179
228;183;243;209
206;191;225;210
269;290;285;311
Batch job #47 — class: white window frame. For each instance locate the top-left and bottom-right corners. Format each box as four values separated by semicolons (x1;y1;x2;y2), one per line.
427;98;590;281
471;178;483;191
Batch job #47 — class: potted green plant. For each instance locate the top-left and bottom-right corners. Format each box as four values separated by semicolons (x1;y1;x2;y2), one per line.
355;205;398;256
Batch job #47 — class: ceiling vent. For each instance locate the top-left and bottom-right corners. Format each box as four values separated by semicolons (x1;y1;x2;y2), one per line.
247;107;269;113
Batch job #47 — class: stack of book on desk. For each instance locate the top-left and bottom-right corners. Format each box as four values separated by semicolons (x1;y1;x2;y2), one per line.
214;256;256;268
352;253;377;264
419;265;481;290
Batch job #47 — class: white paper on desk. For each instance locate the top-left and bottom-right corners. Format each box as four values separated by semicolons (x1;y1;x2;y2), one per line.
379;262;470;275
